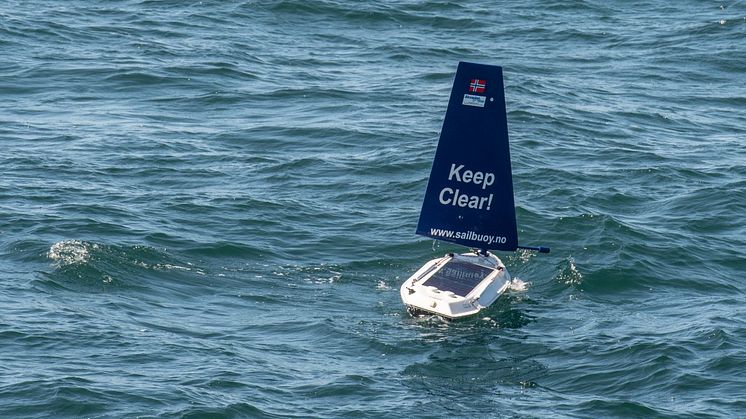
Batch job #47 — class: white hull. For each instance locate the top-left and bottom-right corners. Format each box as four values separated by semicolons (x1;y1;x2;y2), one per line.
400;251;511;319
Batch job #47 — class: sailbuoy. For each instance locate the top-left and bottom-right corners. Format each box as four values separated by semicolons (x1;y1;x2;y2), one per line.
401;62;549;319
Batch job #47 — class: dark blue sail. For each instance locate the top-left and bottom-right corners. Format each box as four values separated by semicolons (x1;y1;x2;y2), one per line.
416;62;518;251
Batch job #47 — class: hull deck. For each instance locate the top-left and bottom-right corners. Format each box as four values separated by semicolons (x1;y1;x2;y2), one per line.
400;252;511;319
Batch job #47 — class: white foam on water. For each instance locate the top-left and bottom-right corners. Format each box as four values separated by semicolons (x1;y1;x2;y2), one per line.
561;257;583;285
47;240;98;266
509;278;529;292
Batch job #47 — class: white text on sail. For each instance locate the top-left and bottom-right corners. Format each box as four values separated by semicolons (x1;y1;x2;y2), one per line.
438;163;495;210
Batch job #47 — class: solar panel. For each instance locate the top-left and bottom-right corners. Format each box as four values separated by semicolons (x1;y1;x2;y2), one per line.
423;258;495;297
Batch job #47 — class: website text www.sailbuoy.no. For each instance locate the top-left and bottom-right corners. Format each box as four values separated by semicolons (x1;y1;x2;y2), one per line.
429;228;507;245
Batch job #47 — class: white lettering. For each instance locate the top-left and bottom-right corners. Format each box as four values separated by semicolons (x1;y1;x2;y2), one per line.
483;173;494;190
438;187;454;205
448;164;463;182
472;171;483;184
437;188;493;211
447;163;494;190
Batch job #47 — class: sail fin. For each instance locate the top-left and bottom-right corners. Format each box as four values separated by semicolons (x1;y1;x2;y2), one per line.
416;62;518;251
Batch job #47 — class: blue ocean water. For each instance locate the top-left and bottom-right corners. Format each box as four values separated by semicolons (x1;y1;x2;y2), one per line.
2;1;745;417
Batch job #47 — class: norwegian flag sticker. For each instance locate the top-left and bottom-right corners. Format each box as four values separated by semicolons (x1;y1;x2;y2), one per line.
469;78;486;93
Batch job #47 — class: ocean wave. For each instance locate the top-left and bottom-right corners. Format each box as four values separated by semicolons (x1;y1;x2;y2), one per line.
266;0;487;29
42;240;205;292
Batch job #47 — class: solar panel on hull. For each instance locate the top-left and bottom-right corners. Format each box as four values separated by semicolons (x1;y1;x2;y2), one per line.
423;259;495;297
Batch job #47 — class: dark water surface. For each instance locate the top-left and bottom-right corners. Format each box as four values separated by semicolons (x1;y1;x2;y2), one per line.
2;1;745;417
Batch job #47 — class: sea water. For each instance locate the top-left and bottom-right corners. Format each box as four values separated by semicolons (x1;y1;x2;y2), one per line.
2;1;745;417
